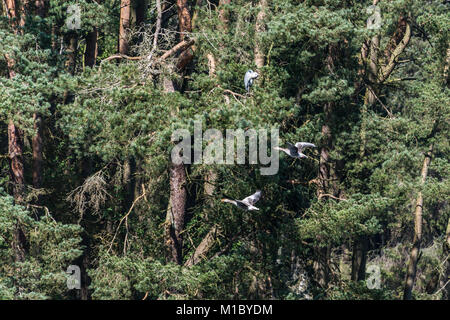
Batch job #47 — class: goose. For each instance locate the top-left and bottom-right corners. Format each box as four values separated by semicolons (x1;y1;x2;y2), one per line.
221;190;262;211
275;142;316;159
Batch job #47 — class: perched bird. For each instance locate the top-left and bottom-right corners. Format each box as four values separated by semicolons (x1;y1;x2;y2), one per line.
244;70;259;92
221;190;262;211
275;142;317;159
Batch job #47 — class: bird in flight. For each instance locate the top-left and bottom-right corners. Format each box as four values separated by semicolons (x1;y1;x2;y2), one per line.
275;142;317;159
221;190;262;211
244;70;259;93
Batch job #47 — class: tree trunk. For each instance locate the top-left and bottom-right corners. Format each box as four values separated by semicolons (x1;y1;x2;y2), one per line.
254;0;266;69
122;157;136;211
162;0;194;264
66;33;78;75
8;120;25;203
163;76;184;264
403;144;433;300
134;0;147;27
165;163;187;264
4;0;18;30
314;45;341;287
175;0;193;70
119;0;131;54
5;0;27;264
84;27;98;68
313;246;331;288
31;2;47;192
318;102;333;198
440;218;450;299
176;0;191;41
32;113;43;190
351;236;369;281
34;0;46;16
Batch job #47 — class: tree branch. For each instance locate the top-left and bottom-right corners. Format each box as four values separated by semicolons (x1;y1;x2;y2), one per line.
379;21;411;83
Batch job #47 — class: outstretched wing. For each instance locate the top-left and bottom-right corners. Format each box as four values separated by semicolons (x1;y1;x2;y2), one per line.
295;142;316;152
242;190;262;206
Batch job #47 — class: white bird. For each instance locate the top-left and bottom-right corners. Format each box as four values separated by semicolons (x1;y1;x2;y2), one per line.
221;190;262;211
275;142;317;159
244;70;259;92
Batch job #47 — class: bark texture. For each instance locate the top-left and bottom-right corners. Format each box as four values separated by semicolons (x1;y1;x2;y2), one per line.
119;0;131;54
403;145;433;300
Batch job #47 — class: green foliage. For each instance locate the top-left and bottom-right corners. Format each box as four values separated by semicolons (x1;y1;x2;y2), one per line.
0;190;83;299
0;0;448;300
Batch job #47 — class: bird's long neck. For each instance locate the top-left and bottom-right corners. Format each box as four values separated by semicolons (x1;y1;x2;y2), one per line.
222;198;237;205
275;147;289;154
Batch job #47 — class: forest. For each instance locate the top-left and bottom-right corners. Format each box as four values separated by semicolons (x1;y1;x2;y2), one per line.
0;0;448;300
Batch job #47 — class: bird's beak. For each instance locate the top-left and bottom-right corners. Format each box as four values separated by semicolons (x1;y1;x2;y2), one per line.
221;199;226;202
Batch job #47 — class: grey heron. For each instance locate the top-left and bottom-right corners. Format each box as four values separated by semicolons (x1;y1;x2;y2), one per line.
244;70;259;92
275;142;317;159
221;190;262;211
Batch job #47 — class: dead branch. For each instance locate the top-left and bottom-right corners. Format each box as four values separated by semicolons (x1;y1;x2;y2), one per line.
318;194;347;201
107;190;147;254
100;39;195;67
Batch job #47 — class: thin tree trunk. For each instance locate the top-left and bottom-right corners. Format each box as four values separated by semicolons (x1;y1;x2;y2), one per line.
119;0;131;54
8;120;25;203
318;45;340;199
176;0;191;41
32;0;46;192
18;0;29;28
162;0;195;264
254;0;266;69
66;33;78;75
5;0;27;265
134;0;147;27
175;0;193;70
122;157;136;211
32;113;43;189
4;0;18;30
118;0;138;219
351;236;369;281
5;0;25;203
312;245;331;288
163;73;185;264
318;102;333;198
440;218;450;299
34;0;46;16
165;163;187;264
84;27;98;68
403;144;433;300
314;45;341;287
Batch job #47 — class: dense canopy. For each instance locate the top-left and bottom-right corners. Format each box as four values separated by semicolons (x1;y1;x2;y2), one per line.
0;0;448;300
